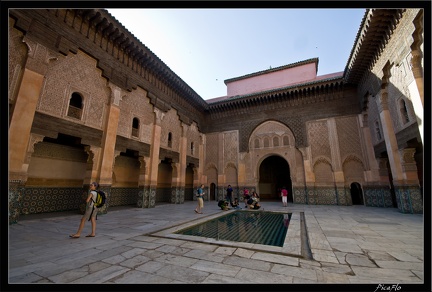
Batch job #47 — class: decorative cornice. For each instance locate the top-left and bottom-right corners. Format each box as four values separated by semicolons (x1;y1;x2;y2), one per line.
344;9;406;85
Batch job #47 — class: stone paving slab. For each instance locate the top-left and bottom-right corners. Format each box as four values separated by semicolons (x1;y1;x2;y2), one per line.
7;201;427;289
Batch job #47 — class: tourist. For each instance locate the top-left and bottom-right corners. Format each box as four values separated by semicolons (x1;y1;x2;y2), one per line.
226;184;233;206
69;182;99;238
281;186;288;207
231;198;241;209
194;184;205;214
218;200;230;211
249;192;261;209
243;188;250;208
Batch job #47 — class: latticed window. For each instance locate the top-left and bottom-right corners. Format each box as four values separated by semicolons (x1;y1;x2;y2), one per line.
375;120;382;141
264;137;270;148
399;99;410;124
168;132;172;148
191;142;194;155
67;92;83;119
132;117;139;137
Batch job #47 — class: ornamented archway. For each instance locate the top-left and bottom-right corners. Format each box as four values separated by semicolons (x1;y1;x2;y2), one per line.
258;155;292;202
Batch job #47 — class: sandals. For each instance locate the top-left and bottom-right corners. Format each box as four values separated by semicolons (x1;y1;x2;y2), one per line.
85;235;95;237
69;234;80;238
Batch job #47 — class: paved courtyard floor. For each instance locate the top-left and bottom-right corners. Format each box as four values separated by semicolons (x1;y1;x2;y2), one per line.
7;200;429;290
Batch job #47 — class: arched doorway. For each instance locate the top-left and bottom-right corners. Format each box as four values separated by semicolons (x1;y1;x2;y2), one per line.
258;155;292;201
350;182;364;205
185;164;194;201
156;158;173;203
210;183;216;201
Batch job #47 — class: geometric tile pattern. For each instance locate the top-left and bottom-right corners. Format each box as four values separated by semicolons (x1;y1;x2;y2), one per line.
20;187;85;215
363;186;393;208
109;187;139;207
395;185;423;214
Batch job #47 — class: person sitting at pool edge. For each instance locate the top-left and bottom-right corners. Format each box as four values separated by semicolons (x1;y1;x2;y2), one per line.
218;200;230;211
231;198;242;209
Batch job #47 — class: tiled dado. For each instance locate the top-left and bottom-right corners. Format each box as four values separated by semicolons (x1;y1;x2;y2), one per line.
395;185;423;214
19;187;86;216
295;187;351;206
109;187;140;207
363;186;394;208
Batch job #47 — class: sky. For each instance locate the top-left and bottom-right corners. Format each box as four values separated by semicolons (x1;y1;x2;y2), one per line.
107;9;366;100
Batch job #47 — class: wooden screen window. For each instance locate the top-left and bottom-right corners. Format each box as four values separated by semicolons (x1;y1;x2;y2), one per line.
399;99;410;124
67;92;83;119
132;117;139;137
168;132;172;148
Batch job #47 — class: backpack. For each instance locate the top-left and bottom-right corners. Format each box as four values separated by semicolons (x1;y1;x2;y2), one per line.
93;190;106;208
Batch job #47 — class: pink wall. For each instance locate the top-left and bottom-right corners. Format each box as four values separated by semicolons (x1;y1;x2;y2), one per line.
227;62;317;96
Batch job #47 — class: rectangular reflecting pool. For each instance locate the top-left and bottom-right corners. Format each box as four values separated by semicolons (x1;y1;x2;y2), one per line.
174;211;292;247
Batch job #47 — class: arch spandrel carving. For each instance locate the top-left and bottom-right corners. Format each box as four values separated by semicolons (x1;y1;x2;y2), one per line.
249;120;295;150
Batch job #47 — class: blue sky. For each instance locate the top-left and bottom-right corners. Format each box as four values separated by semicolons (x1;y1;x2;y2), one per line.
107;9;366;100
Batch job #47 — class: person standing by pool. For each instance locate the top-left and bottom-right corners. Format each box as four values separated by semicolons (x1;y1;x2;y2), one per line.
194;184;205;214
243;188;250;208
226;184;233;206
281;186;288;207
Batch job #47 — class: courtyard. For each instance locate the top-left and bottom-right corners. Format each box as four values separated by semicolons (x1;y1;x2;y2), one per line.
7;200;426;289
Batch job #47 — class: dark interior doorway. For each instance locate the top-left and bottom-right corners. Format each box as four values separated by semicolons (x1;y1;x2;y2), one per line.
258;155;292;201
210;183;216;201
350;182;364;205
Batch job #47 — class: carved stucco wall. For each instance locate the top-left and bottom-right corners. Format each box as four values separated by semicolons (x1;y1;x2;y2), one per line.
160;108;181;152
9;22;27;105
36;50;110;129
205;132;219;171
224;131;239;167
117;87;154;144
308;120;331;162
343;157;365;185
336;116;364;161
360;9;420;146
314;158;333;184
187;123;201;159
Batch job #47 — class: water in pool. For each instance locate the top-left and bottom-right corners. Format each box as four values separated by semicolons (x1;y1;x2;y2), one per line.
175;211;292;247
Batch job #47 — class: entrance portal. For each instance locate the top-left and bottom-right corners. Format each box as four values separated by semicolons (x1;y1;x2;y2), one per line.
258;156;292;201
350;182;364;205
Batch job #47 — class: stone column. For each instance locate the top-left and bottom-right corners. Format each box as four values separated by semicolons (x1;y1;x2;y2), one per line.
137;156;148;208
408;31;423;145
9;39;54;223
408;10;424;145
301;146;315;205
197;134;206;186
358;113;380;182
177;123;188;204
147;108;164;208
98;84;122;186
327;118;345;205
410;10;424;108
84;145;102;185
396;148;422;213
9;72;44;180
377;64;404;181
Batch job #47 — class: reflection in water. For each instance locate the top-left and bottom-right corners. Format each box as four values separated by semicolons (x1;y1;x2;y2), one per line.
176;211;292;247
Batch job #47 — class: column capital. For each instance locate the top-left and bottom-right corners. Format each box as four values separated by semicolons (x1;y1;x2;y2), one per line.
107;83;123;106
154;108;165;125
376;92;389;112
